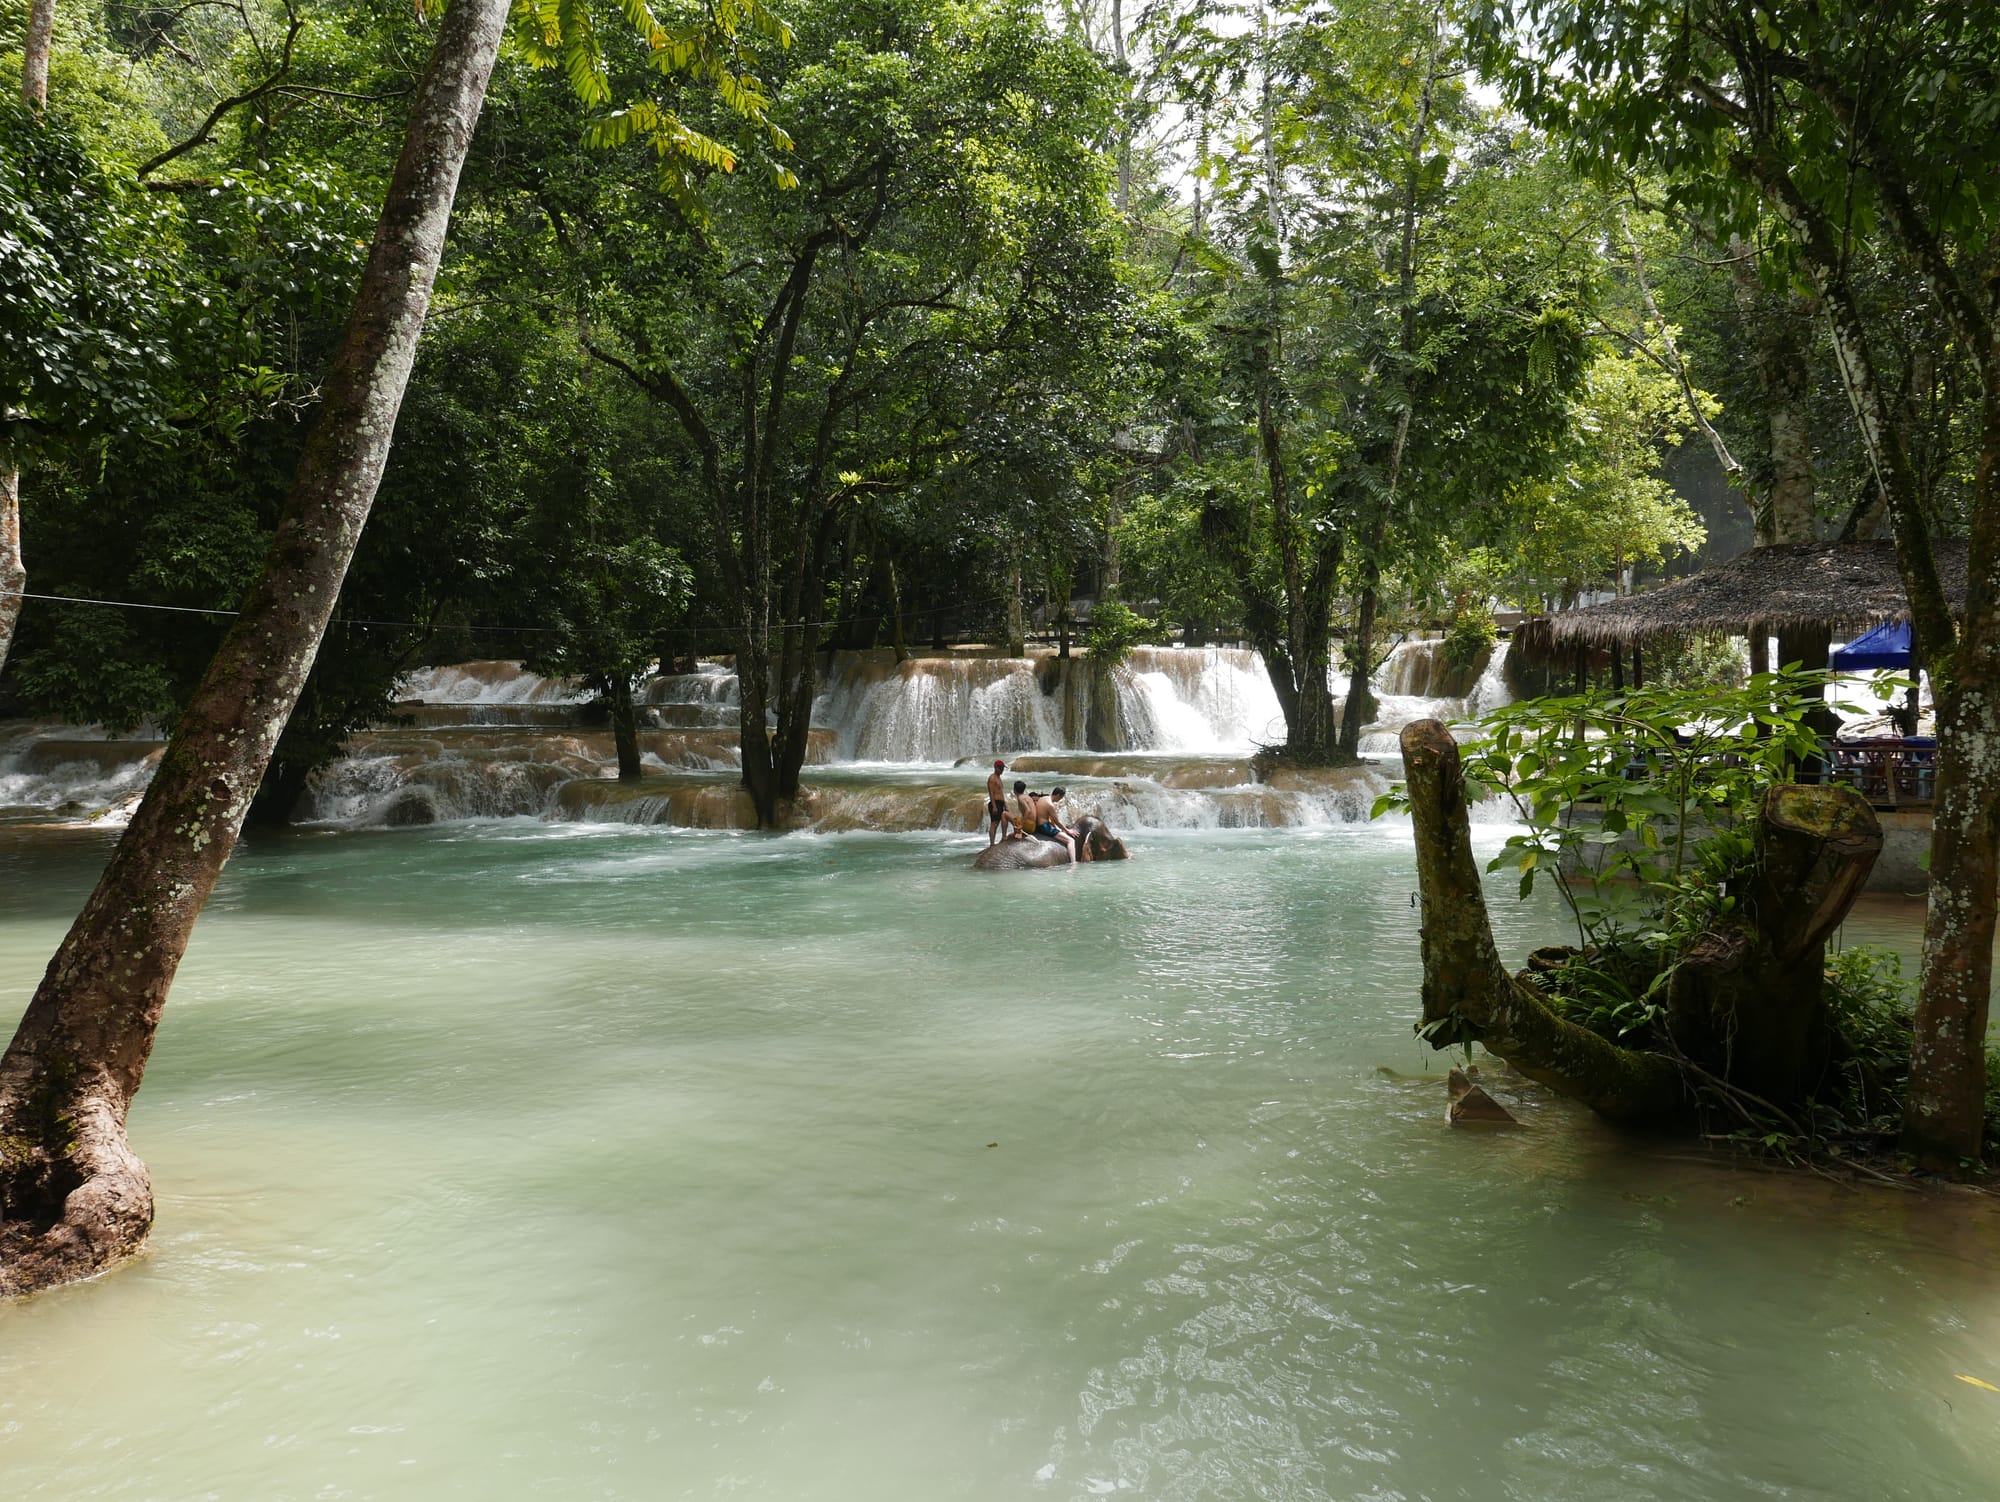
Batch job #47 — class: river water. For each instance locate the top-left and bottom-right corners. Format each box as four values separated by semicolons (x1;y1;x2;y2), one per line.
3;820;1996;1500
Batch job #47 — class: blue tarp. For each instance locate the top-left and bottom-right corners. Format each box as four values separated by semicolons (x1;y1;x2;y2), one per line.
1829;620;1912;670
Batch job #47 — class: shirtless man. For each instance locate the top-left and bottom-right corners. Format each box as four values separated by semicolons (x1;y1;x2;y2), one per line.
1031;786;1078;863
1012;780;1037;841
985;759;1010;845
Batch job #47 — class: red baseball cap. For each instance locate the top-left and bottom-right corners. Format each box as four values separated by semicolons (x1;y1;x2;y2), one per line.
993;759;1006;769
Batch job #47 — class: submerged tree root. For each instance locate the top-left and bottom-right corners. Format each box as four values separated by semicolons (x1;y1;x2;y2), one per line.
0;1092;152;1298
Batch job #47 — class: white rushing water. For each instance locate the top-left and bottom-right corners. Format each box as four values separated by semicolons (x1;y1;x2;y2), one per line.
396;660;589;705
0;642;1501;831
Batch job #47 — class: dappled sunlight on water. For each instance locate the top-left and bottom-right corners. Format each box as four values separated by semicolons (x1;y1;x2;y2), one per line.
2;823;1997;1500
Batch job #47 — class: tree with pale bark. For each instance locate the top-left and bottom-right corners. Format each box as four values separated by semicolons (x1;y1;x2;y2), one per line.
1477;0;2000;1165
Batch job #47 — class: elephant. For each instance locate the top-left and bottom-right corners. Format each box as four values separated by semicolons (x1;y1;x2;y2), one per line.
973;813;1129;870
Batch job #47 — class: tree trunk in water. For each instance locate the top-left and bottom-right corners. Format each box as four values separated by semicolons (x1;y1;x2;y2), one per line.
1402;720;1881;1124
1400;720;1689;1123
609;676;642;781
773;617;819;804
1337;580;1377;755
0;0;508;1299
1255;395;1342;763
1665;783;1882;1102
22;0;54;109
735;626;778;827
0;459;22;679
1334;36;1432;763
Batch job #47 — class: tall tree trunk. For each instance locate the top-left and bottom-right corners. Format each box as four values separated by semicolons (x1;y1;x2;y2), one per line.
0;0;508;1299
1255;377;1339;761
1102;460;1131;601
1339;25;1437;759
735;620;778;826
772;503;841;805
1756;69;2000;1165
1337;560;1380;755
1728;244;1816;545
22;0;54;110
609;675;642;781
1006;537;1026;656
0;458;22;679
1110;0;1130;221
1903;375;2000;1164
884;553;907;664
4;0;50;676
1736;143;1991;1163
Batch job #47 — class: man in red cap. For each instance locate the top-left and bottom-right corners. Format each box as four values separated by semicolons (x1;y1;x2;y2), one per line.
985;759;1012;845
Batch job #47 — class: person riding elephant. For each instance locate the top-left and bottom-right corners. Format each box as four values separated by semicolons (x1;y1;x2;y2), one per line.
973;813;1128;870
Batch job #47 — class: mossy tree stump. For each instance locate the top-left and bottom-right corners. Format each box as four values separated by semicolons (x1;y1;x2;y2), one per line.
1400;719;1881;1126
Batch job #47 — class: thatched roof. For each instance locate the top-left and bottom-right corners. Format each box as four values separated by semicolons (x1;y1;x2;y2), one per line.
1512;541;1969;664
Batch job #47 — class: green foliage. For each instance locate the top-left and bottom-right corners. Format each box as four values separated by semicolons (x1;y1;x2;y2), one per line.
9;609;178;732
511;0;796;215
1373;669;1831;942
1537;942;1670;1042
1440;608;1496;674
0;101;180;457
1497;348;1709;601
1643;636;1749;692
527;537;692;690
1800;946;2000;1155
1084;599;1155;667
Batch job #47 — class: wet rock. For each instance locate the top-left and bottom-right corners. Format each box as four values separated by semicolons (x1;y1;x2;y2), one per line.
380;789;438;827
1447;1065;1518;1126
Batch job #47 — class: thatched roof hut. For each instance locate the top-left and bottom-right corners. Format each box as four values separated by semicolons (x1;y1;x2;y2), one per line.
1512;541;1969;665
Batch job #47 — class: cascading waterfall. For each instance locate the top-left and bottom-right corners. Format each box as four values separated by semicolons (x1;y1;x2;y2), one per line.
1352;639;1511;753
816;655;1068;762
0;727;163;822
397;661;587;706
815;646;1285;761
0;640;1510;832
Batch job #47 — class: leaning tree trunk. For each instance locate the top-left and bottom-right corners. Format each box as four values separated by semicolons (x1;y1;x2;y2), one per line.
1401;719;1882;1125
0;0;508;1299
1401;720;1688;1123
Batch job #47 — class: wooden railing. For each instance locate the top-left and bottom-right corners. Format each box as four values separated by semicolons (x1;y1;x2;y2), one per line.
1827;738;1936;810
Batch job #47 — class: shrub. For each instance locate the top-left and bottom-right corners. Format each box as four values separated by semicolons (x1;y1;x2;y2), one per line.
1644;635;1748;690
1441;608;1497;673
1085;600;1156;668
